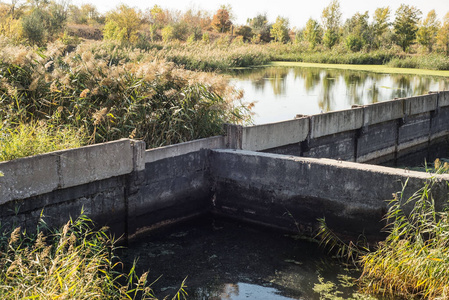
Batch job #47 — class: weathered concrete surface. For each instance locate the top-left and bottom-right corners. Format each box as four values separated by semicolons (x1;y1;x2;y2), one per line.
145;136;224;163
363;99;404;126
128;150;212;238
357;120;397;163
310;107;363;139
241;118;309;151
209;149;449;239
0;139;134;205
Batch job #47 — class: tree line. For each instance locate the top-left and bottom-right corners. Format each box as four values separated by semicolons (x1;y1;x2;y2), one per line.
0;0;448;55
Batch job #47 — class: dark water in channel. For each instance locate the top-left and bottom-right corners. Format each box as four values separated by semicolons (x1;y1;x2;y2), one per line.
121;216;360;300
229;66;449;124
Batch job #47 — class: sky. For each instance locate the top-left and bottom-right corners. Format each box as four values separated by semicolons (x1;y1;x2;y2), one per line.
70;0;449;28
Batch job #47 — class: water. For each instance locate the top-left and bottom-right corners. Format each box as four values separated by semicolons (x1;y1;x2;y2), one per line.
122;216;360;300
229;66;449;124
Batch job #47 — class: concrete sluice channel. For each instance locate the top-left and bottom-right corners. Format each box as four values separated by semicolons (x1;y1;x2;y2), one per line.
2;92;449;299
121;214;359;300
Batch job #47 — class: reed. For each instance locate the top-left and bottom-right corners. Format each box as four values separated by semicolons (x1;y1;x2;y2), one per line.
0;213;187;299
317;161;449;299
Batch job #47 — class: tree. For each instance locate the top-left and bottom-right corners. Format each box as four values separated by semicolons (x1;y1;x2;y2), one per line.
437;12;449;55
235;25;252;42
303;18;322;49
21;8;47;45
270;16;289;43
393;4;422;52
211;7;232;33
321;0;342;49
103;4;141;43
247;13;271;43
344;11;370;51
417;10;440;52
372;7;391;48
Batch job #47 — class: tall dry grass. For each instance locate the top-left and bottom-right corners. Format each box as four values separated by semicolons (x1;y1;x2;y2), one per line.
0;213;187;299
0;38;252;152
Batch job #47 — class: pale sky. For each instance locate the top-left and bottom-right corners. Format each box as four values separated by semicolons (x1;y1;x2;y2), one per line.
74;0;448;28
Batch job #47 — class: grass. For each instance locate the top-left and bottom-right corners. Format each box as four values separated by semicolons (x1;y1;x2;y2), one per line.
0;213;187;299
0;122;86;162
271;61;449;78
0;39;252;157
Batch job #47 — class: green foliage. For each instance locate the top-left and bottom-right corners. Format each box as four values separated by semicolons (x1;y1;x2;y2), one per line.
0;122;86;162
235;25;253;42
393;4;422;52
321;0;342;49
270;16;290;43
303;18;323;50
387;53;449;70
437;12;449;55
161;25;174;42
372;7;391;49
343;11;370;51
103;4;141;44
21;9;47;45
417;10;440;52
0;213;187;299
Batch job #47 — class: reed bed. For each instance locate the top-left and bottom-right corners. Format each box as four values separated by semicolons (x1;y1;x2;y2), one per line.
0;213;186;299
0;39;252;152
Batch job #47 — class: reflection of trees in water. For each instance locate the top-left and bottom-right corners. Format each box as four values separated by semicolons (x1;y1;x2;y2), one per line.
368;83;380;103
230;66;449;112
192;282;240;299
319;72;336;112
293;68;322;92
391;75;411;99
266;67;289;96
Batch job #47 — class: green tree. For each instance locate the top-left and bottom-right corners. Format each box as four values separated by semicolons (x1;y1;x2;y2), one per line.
103;4;141;43
247;13;271;43
393;4;422;52
344;11;370;51
417;10;440;52
437;12;449;55
372;7;391;48
321;0;342;49
211;6;232;33
270;16;289;43
21;8;47;45
303;18;322;49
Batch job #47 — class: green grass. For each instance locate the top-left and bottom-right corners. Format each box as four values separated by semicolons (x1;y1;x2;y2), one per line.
0;213;187;299
0;122;87;162
271;61;449;77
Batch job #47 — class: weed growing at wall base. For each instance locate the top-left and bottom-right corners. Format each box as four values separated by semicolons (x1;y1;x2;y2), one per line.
0;213;187;299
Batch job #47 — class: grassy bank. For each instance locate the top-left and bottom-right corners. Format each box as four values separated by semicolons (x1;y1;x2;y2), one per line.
0;40;252;158
0;214;186;299
272;61;449;77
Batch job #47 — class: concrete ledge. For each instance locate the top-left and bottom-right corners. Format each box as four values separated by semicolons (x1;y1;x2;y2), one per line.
363;99;404;126
438;91;449;107
0;139;134;205
404;94;438;116
311;108;363;139
145;136;225;163
241;118;309;151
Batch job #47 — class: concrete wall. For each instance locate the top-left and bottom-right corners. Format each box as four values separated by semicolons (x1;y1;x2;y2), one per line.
226;91;449;166
2;92;449;242
209;149;449;240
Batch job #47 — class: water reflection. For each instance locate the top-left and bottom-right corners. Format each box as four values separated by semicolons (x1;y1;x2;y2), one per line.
229;67;449;124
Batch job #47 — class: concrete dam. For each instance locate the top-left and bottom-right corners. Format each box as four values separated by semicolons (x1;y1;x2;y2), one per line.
1;91;449;241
